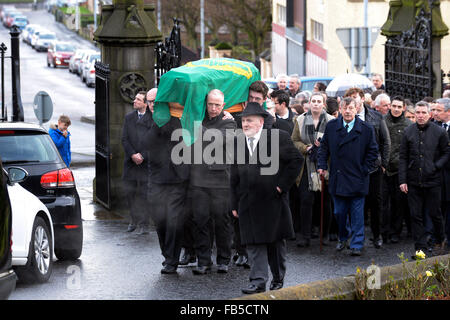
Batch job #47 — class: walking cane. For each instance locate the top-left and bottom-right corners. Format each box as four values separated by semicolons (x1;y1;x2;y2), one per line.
320;174;324;253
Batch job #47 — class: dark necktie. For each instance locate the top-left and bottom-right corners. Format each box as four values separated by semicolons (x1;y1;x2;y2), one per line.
345;124;349;133
443;123;448;131
138;113;143;120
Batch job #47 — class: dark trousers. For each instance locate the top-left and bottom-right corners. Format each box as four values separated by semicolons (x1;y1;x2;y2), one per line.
123;179;150;226
233;215;247;257
407;185;445;250
150;182;187;268
382;173;408;237
247;240;287;287
298;169;331;240
191;186;232;267
365;168;383;239
181;191;195;256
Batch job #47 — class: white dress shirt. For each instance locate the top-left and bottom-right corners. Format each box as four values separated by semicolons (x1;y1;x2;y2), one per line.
246;127;263;157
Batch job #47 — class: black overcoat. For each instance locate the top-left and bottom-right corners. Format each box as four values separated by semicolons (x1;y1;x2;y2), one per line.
230;129;303;245
121;109;153;181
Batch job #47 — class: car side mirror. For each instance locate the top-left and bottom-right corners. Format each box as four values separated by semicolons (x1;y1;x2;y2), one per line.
7;167;28;184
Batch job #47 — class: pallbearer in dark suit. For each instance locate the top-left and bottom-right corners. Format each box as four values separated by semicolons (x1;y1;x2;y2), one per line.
121;91;153;234
230;103;303;294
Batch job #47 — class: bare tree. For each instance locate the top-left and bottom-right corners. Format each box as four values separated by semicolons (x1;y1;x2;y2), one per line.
218;0;272;56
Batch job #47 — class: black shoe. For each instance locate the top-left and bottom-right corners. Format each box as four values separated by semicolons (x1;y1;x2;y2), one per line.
374;237;383;249
311;227;319;239
241;284;266;294
192;265;211;275
336;240;348;251
235;255;248;267
432;240;447;257
296;238;310;248
269;280;283;291
350;248;362;256
232;252;239;262
179;252;196;265
390;234;400;244
126;224;136;232
329;233;338;242
217;264;228;273
161;265;177;274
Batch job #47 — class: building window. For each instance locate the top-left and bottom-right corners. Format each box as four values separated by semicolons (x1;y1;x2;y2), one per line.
277;4;286;25
311;20;323;43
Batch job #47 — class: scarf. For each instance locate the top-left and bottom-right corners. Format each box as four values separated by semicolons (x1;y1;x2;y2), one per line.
300;110;329;191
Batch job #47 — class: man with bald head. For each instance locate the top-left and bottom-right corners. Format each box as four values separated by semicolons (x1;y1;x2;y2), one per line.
146;88;157;113
190;89;237;275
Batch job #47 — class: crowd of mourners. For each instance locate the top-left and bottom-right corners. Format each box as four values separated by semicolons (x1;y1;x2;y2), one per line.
120;73;450;294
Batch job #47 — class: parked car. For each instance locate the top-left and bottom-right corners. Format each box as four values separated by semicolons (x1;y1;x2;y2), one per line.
30;27;46;48
47;41;75;68
0;158;16;299
76;50;96;76
85;62;96;87
81;52;100;83
264;76;334;93
21;24;39;43
0;122;83;261
8;166;54;284
299;76;334;92
25;25;42;45
0;6;16;23
10;15;27;30
4;11;22;28
34;31;57;52
69;49;88;74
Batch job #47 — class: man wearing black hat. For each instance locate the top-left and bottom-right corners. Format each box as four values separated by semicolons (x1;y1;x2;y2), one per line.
230;102;303;294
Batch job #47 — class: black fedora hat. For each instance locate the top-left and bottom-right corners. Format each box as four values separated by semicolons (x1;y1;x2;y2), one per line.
242;102;268;118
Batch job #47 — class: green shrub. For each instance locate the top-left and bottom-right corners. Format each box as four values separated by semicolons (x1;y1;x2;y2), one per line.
214;42;232;50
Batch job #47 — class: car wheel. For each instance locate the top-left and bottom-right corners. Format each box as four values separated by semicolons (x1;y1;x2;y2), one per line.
55;225;83;261
15;216;53;283
47;60;50;67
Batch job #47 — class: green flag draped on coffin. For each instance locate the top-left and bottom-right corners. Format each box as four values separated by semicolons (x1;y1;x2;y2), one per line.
152;58;261;145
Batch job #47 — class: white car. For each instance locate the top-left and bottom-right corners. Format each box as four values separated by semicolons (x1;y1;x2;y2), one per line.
21;24;39;43
34;31;57;52
80;51;100;81
85;61;96;87
6;166;54;283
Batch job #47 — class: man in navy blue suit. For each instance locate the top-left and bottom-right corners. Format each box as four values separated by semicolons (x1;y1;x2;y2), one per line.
317;97;379;256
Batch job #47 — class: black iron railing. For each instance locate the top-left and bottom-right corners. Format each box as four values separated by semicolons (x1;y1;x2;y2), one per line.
154;18;182;86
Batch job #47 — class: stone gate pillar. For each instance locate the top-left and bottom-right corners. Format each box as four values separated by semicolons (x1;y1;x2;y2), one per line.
93;0;162;211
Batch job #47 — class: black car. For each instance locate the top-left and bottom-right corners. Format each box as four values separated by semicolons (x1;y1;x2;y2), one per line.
0;122;82;260
0;157;16;300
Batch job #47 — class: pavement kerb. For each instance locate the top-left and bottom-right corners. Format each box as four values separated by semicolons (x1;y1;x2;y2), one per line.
235;253;450;300
80;115;95;125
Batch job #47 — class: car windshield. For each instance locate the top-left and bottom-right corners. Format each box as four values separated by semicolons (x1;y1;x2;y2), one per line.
0;133;59;163
14;17;27;22
56;44;75;52
89;54;100;63
40;34;56;40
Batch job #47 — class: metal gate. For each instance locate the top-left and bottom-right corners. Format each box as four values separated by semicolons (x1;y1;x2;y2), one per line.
1;26;24;122
154;18;181;86
384;6;433;103
94;61;111;209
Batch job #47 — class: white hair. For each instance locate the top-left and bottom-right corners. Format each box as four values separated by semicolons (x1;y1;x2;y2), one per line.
374;93;391;106
443;89;450;99
289;74;300;84
276;74;288;81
